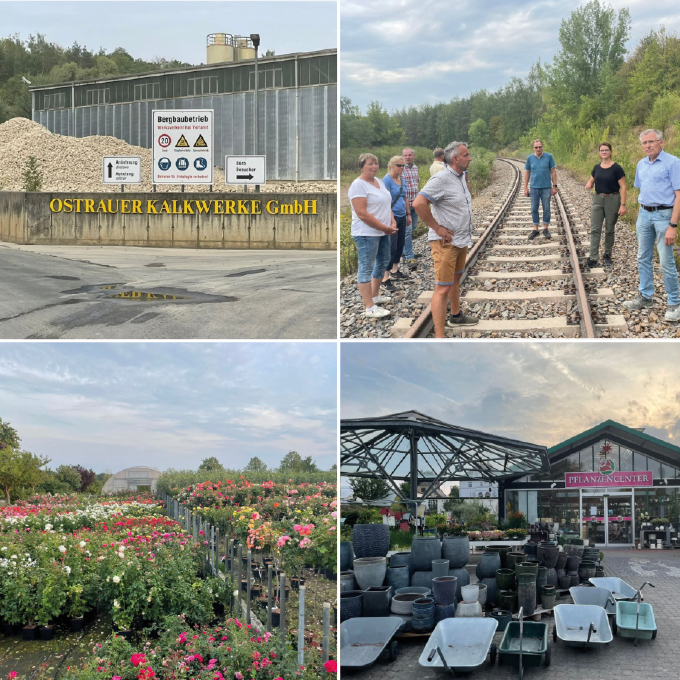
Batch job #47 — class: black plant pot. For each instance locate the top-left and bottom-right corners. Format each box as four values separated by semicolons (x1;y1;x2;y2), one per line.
40;625;55;641
271;608;281;627
70;617;84;633
352;524;390;559
3;622;16;637
290;577;305;591
22;624;38;641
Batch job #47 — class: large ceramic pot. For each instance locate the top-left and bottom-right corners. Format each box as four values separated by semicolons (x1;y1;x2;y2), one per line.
435;603;456;623
395;586;431;597
565;544;584;559
340;571;355;592
558;575;571;589
540;585;556;610
537;544;559;569
353;557;387;589
545;568;557;587
442;536;469;568
579;561;596;582
340;590;364;622
340;542;354;573
455;601;483;617
411;571;434;591
390;551;414;577
496;546;512;569
432;576;457;606
489;609;512;631
565;556;580;572
411;538;442;571
352;524;390;559
448;567;470;601
461;584;479;603
391;593;421;616
480;578;497;607
496;568;515;591
536;566;547;598
476;551;501;579
517;573;536;616
499;590;518;613
363;586;392;617
524;543;538;558
432;559;449;578
555;552;568;571
506;552;526;571
411;613;435;632
412;597;436;619
386;566;410;591
515;562;538;578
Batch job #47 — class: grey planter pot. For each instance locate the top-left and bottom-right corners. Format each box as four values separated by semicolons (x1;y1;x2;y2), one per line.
391;593;421;616
411;537;441;571
432;559;450;578
545;567;558;587
352;524;390;559
395;586;431;597
537;545;559;569
565;555;580;572
555;552;568;571
412;597;436;619
363;586;392;617
432;576;457;606
410;570;434;591
353;556;387;590
536;566;547;599
389;551;414;577
442;536;469;568
340;570;355;592
476;552;501;579
448;567;470;601
386;566;410;591
340;542;354;573
435;603;456;623
517;576;536;617
480;578;498;606
340;590;363;622
411;613;435;632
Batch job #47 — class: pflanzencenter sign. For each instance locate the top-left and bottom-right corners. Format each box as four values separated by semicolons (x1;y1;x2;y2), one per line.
565;472;653;488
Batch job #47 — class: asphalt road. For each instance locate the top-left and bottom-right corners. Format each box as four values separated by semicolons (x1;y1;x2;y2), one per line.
0;242;337;339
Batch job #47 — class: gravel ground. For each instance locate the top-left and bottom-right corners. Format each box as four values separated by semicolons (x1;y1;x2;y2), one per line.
340;158;680;339
0;117;335;194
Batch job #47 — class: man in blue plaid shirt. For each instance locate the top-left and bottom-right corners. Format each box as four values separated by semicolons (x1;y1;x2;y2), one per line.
402;148;420;268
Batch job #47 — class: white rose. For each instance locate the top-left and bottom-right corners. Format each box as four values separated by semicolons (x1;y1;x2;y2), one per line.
80;541;86;548
113;575;120;584
1;547;7;551
64;566;71;575
119;545;126;551
113;599;120;609
44;524;52;531
10;555;17;559
58;546;67;553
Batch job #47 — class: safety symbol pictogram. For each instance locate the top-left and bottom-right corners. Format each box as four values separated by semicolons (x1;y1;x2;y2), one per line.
175;134;190;148
193;134;208;148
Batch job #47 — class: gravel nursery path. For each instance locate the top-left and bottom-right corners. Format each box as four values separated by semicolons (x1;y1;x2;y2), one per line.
340;159;680;339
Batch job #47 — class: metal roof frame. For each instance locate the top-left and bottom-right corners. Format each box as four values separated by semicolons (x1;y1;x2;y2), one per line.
341;410;549;508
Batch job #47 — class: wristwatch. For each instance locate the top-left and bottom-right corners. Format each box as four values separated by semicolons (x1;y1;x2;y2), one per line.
670;223;678;228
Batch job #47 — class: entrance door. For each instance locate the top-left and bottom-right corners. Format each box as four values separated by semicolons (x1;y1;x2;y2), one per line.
581;492;633;546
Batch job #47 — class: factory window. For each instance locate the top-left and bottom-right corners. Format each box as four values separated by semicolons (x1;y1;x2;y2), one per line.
249;68;283;90
44;92;65;109
134;82;160;101
187;76;218;96
86;88;110;105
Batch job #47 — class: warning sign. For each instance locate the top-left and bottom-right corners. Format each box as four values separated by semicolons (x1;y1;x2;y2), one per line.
152;110;213;184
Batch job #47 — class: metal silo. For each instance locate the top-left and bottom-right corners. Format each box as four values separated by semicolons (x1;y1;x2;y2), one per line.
207;33;235;64
234;36;256;61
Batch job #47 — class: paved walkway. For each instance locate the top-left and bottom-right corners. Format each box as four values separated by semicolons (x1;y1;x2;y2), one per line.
344;549;680;680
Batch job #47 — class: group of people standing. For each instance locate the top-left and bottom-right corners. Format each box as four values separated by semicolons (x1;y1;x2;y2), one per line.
348;128;680;333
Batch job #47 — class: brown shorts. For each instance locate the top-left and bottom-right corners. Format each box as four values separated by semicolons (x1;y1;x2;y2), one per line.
429;240;468;285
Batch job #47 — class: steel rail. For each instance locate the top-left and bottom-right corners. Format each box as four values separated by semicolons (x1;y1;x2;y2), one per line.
404;158;522;338
555;188;597;338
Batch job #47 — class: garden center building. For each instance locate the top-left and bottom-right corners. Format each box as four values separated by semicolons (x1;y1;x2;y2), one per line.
102;466;161;493
499;421;680;547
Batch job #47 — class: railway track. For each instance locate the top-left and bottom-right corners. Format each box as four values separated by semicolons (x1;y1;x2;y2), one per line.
395;158;627;338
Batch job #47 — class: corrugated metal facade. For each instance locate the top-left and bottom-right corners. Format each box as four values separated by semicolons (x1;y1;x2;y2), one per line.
31;52;337;181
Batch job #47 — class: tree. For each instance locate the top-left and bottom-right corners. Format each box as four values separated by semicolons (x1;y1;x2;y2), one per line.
400;482;411;499
647;92;680;136
278;450;319;473
468;118;490;149
0;418;20;450
71;465;96;492
55;464;82;492
443;485;462;512
198;457;224;472
0;447;49;503
243;456;267;472
348;477;391;502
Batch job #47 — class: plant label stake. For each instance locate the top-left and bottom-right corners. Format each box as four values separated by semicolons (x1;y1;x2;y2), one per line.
237;546;243;616
322;602;330;665
298;585;306;667
247;550;252;625
280;572;286;643
267;564;273;632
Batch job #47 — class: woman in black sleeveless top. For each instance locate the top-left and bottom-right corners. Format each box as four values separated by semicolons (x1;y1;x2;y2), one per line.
584;142;626;267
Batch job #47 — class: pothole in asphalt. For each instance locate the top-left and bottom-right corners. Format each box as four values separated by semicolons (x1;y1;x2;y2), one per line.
46;275;80;280
60;283;237;304
224;268;267;277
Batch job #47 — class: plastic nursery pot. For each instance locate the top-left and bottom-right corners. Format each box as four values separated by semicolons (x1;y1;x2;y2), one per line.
270;608;281;627
290;577;305;591
22;624;38;641
3;623;16;637
39;625;55;641
70;617;84;633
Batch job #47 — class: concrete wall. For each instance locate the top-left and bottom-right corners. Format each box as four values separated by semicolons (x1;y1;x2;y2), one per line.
0;192;336;250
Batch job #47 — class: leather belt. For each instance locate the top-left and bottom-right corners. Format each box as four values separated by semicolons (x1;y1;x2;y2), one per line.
597;192;619;196
641;204;673;212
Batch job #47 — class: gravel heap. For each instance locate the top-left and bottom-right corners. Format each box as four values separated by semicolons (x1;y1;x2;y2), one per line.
0;117;335;194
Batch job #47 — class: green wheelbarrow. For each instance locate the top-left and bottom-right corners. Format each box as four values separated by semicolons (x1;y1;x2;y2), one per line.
498;607;550;679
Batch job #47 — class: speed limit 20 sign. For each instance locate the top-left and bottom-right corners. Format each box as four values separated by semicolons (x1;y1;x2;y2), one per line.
152;110;213;184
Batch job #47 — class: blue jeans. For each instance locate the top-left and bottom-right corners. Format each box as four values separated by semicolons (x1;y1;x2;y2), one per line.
636;207;679;306
402;206;417;260
389;214;407;269
353;234;391;284
530;187;551;226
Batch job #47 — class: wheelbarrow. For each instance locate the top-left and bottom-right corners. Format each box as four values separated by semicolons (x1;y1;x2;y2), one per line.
340;617;402;669
498;607;550;679
615;581;657;644
419;618;498;675
569;586;617;634
552;604;612;648
588;577;638;600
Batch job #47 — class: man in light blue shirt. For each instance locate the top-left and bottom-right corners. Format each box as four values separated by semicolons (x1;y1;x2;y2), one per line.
623;129;680;322
524;139;557;240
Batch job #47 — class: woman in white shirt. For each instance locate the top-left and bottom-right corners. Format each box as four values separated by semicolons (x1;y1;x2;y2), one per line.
348;153;398;318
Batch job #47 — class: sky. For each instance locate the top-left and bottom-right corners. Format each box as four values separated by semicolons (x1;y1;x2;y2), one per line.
340;342;680;496
341;0;680;112
2;1;337;65
0;342;337;473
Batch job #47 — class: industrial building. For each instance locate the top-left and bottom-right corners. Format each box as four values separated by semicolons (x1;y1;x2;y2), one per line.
30;34;337;181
